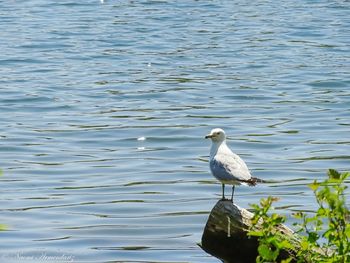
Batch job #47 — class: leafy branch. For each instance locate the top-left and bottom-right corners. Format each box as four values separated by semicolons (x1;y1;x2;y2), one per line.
249;169;350;263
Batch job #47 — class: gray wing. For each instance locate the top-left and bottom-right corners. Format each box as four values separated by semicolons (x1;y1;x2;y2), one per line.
210;152;251;183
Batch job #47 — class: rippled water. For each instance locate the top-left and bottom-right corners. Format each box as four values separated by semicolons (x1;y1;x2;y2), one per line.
0;0;349;262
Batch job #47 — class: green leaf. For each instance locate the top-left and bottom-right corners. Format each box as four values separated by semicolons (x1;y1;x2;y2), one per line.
328;169;341;179
292;211;303;219
345;225;350;238
300;240;309;250
258;244;276;260
308;231;319;243
248;231;263;237
279;240;294;250
309;181;320;191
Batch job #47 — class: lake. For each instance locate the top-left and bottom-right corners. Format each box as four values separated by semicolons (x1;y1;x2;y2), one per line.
0;0;349;262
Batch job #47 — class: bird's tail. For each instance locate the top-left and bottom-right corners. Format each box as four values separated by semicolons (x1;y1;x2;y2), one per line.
241;177;266;186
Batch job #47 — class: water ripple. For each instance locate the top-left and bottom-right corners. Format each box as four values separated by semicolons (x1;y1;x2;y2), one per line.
0;0;349;262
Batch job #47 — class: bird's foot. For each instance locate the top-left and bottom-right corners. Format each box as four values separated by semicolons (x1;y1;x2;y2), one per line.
220;197;233;202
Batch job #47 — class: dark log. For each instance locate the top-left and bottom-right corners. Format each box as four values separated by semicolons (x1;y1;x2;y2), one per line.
200;200;297;263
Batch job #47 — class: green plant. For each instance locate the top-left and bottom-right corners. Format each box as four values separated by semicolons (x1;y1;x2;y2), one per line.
249;196;294;263
249;169;350;263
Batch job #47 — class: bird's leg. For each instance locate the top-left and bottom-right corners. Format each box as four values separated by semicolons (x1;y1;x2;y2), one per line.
221;184;226;200
230;185;235;202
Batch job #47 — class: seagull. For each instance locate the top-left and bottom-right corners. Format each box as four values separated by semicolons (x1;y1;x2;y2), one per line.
205;128;261;201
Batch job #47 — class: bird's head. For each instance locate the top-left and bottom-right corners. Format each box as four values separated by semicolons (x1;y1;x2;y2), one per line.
205;128;226;143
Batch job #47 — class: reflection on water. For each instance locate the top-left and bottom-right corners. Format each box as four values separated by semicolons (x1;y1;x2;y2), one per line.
0;0;349;262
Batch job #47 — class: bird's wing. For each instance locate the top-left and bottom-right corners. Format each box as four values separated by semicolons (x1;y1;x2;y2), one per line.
212;152;252;182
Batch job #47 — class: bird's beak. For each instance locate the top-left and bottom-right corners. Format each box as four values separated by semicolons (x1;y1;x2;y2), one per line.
205;134;212;139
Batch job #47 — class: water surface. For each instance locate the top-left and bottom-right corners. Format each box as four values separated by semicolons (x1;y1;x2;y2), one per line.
0;0;349;262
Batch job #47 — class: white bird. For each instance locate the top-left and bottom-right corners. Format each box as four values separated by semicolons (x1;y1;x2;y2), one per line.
205;128;261;200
